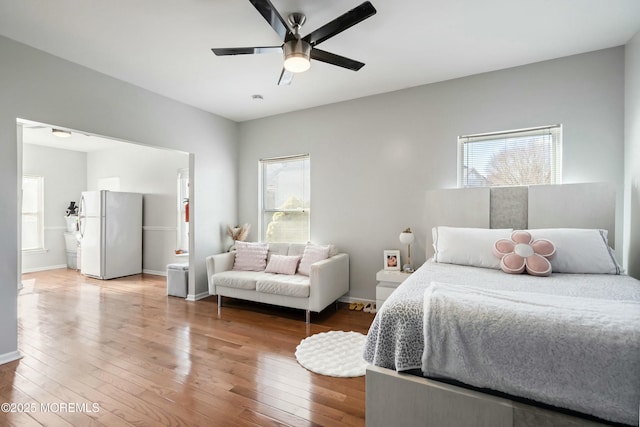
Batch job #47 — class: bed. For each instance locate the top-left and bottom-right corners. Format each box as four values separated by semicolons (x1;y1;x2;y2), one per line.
364;183;640;427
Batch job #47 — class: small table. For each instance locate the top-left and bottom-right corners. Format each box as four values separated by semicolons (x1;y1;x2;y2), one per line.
376;269;411;307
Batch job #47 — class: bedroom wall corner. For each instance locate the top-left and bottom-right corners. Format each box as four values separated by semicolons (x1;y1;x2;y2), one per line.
624;30;640;279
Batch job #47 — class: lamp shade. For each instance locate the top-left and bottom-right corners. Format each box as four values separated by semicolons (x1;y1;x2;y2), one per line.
399;229;414;244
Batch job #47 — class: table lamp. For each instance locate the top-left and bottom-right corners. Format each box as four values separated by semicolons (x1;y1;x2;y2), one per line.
399;227;415;273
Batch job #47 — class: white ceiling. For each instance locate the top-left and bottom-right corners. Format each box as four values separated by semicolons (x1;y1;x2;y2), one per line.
2;0;640;122
20;122;129;153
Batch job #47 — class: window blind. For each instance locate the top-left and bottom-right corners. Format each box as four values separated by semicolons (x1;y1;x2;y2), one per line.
260;154;310;243
458;125;562;188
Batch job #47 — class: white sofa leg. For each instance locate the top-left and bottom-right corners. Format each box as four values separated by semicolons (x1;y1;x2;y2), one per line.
217;294;221;317
306;310;310;324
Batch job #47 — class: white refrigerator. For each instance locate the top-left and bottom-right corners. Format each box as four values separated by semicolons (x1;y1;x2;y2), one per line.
79;190;143;279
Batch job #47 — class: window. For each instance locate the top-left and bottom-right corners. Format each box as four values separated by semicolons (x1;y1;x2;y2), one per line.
22;175;44;251
177;169;189;253
260;155;310;243
458;125;562;188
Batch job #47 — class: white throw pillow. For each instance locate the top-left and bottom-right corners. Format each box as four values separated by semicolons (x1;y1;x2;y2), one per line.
432;226;513;269
232;241;269;272
528;228;620;274
264;255;301;275
298;244;331;276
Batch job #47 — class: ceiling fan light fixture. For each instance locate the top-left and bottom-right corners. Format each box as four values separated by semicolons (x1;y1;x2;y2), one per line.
283;40;311;73
52;128;72;138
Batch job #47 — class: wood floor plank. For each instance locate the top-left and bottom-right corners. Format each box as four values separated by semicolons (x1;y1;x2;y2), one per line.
3;411;43;427
236;407;319;427
0;383;74;427
3;269;375;426
10;372;103;426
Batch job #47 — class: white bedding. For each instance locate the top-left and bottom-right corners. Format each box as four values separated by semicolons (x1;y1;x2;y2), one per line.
364;260;640;425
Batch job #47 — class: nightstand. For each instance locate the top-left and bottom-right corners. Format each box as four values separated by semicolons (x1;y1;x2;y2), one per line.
376;269;411;307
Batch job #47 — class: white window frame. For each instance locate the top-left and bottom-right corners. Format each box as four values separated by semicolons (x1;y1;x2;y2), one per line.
22;174;45;252
259;154;310;243
457;124;562;188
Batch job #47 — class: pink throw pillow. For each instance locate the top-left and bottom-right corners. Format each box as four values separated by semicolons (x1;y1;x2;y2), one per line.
298;244;330;277
264;255;301;275
232;241;269;271
493;230;556;277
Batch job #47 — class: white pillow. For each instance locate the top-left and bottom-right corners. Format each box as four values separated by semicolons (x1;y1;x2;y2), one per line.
298;244;331;276
432;226;513;269
264;255;301;275
232;241;269;272
528;228;620;274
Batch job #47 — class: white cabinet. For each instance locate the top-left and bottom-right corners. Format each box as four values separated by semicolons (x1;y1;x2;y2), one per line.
376;270;411;307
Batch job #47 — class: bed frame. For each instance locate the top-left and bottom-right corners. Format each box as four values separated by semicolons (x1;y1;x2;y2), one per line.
366;183;621;427
366;365;609;427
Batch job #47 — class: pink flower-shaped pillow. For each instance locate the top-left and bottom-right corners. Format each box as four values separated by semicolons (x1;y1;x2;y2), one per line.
494;230;556;277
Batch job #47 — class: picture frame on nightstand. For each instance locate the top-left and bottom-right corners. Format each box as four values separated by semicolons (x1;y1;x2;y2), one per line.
383;250;401;271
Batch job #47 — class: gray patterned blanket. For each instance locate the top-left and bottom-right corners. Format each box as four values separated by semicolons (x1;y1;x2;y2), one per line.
364;261;640;425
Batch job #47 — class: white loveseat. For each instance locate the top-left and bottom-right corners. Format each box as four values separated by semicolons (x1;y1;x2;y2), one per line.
206;243;349;323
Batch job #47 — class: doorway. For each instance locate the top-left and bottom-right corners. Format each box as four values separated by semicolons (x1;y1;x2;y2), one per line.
17;119;192;281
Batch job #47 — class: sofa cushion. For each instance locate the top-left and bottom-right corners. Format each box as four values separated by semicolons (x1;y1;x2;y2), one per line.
256;275;310;298
213;271;263;290
267;242;290;261
287;243;307;257
233;241;268;271
288;243;338;258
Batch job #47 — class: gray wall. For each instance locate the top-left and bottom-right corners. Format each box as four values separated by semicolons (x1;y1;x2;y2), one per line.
0;35;238;362
86;144;189;274
625;31;640;279
21;144;87;272
239;47;626;301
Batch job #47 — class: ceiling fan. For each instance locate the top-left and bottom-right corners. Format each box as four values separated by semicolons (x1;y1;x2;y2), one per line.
212;0;377;85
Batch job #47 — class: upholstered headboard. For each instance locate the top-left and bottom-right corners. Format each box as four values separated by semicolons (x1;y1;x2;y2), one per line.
425;182;616;260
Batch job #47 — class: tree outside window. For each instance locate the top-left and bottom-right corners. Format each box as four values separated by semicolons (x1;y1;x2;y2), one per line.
459;125;562;188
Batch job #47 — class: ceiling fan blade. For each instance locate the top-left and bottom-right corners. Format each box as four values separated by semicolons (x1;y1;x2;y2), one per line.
278;68;294;85
212;46;282;56
249;0;292;40
310;49;365;71
303;1;376;47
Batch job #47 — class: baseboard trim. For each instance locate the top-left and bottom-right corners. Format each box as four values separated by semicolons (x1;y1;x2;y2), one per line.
22;264;67;274
0;350;23;366
142;269;166;276
186;291;210;301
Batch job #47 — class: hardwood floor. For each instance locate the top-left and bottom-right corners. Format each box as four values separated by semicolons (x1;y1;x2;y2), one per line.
1;269;375;426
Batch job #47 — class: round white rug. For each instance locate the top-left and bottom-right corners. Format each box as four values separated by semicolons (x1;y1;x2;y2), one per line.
295;330;368;377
